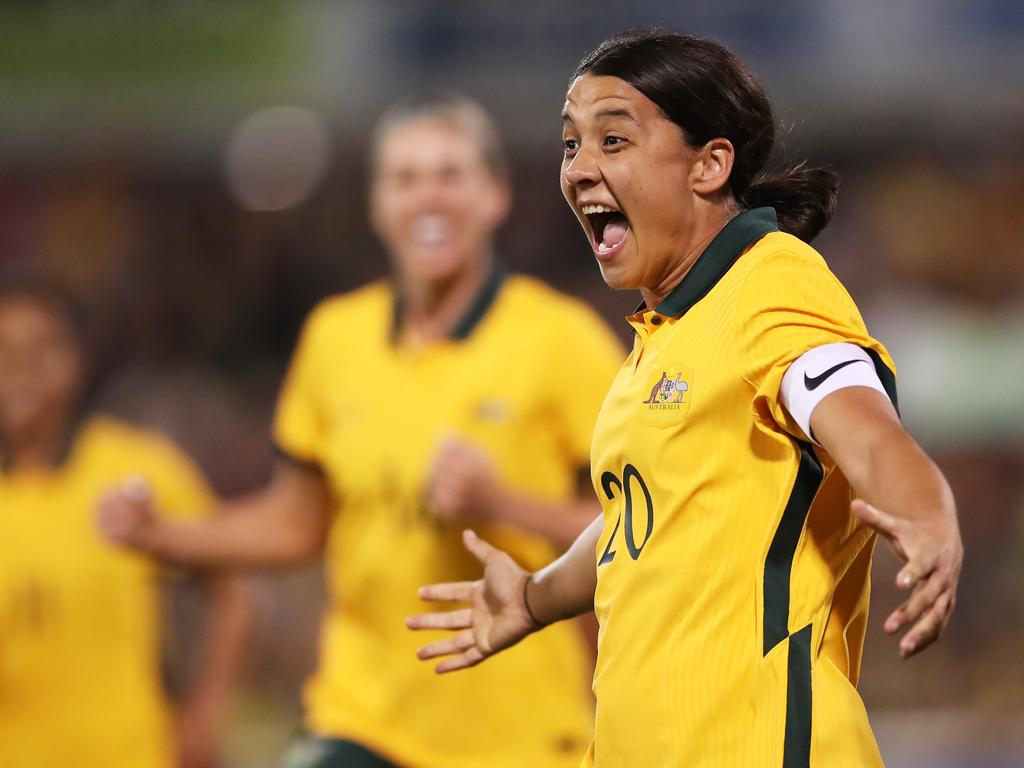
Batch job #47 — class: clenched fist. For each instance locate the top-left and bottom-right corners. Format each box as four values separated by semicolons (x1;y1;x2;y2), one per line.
424;437;501;524
96;476;160;553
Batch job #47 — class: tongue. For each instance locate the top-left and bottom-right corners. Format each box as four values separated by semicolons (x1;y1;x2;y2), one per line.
602;216;629;247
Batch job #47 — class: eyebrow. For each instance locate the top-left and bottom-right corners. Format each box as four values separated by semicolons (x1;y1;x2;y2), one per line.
561;107;638;123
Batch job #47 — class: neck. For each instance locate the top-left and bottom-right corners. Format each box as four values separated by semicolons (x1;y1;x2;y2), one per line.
1;415;71;473
398;254;492;343
640;202;737;310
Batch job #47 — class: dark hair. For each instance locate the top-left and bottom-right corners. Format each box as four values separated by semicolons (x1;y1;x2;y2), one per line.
573;30;838;242
370;89;509;181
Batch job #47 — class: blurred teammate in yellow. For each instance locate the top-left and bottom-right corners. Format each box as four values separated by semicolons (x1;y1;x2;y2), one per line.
98;91;623;768
0;280;249;768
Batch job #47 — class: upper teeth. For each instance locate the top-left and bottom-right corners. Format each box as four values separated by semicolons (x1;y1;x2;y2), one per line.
411;214;453;244
581;204;617;215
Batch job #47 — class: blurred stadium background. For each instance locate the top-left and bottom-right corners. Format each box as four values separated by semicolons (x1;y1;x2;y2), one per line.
2;2;1022;766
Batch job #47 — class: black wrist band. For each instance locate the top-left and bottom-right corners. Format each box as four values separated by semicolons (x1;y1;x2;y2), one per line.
522;574;545;629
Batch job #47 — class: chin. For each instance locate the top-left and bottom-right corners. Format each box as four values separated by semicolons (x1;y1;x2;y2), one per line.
596;261;640;292
402;247;466;282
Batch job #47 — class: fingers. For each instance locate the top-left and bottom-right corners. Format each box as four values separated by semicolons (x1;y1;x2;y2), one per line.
122;474;152;502
405;609;473;632
416;629;475;661
436;647;485;674
96;487;147;544
424;438;496;523
894;560;932;591
898;589;954;658
884;569;944;634
882;558;957;659
462;529;499;565
428;480;466;520
418;581;475;603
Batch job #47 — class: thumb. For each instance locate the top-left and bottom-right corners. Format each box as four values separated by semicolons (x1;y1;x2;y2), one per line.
462;529;500;565
851;499;900;538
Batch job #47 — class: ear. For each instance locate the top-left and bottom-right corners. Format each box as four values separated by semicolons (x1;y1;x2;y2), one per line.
691;138;734;196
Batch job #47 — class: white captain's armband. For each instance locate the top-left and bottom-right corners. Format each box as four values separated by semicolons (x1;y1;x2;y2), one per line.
780;343;888;444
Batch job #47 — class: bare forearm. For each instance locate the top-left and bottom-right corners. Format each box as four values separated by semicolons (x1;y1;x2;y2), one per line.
525;514;602;625
150;492;324;569
851;426;955;526
812;390;954;526
816;395;955;542
147;464;331;570
491;490;601;548
182;574;251;716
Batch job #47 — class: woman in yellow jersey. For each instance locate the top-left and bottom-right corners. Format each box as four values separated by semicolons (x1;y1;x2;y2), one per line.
98;92;624;768
409;31;964;767
0;280;248;768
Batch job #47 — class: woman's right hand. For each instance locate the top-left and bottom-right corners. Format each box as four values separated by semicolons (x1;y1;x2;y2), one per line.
406;530;541;673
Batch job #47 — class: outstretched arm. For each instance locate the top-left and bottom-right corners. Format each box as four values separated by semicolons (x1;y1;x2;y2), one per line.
811;387;962;659
408;515;603;673
97;461;332;569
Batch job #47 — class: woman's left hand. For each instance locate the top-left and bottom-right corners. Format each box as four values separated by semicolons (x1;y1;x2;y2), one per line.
851;498;963;659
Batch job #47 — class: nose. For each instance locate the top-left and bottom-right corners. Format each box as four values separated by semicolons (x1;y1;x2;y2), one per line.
563;146;601;189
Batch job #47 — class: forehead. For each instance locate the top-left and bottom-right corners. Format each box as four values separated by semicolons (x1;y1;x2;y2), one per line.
562;74;660;124
374;116;485;170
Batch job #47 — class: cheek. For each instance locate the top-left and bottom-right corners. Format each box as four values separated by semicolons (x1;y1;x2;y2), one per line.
634;174;689;237
369;193;396;235
36;353;77;397
559;165;572;201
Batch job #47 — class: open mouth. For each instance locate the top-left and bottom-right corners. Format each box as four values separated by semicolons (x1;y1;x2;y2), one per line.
409;213;455;246
581;204;630;257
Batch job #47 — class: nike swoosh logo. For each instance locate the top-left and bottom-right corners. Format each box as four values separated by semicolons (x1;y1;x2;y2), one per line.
804;359;869;390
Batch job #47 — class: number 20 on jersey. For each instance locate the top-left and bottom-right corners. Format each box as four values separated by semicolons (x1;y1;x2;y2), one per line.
598;463;654;566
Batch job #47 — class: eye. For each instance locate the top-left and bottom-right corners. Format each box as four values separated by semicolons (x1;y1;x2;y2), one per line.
563;137;579;155
603;135;627;149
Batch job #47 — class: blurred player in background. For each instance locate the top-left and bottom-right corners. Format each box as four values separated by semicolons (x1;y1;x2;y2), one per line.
98;91;623;768
0;279;249;768
409;30;963;767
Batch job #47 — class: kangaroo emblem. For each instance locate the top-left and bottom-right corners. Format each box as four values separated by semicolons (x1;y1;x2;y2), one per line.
644;371;688;404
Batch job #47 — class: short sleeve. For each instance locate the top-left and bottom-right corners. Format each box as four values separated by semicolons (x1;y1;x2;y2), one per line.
542;303;625;465
735;249;896;440
272;305;329;467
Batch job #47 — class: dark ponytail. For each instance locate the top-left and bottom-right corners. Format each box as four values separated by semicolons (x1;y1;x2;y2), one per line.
573;29;838;243
741;165;839;242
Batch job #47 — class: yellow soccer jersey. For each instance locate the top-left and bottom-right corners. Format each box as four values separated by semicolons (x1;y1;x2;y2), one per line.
0;416;215;768
586;208;896;768
273;267;623;768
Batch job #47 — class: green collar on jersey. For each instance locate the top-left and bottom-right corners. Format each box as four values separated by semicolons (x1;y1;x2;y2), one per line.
648;206;779;318
391;259;507;343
